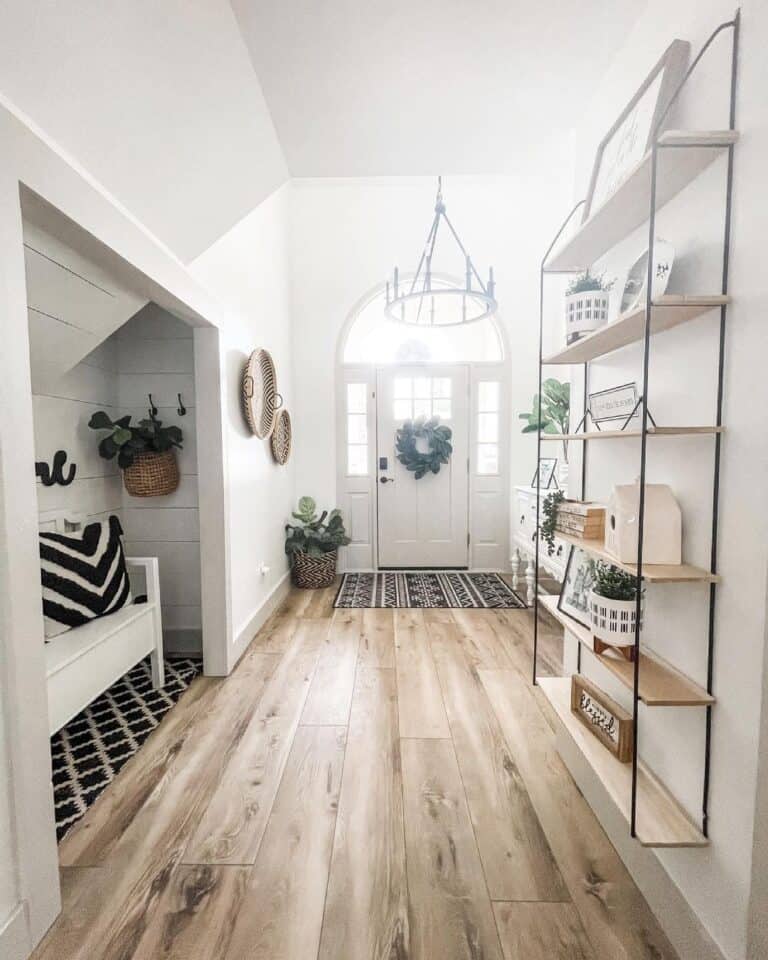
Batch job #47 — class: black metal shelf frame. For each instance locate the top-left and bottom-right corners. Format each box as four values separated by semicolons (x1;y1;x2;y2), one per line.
532;10;740;842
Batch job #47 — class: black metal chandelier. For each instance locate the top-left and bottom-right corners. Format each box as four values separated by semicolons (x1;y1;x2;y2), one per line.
385;177;497;327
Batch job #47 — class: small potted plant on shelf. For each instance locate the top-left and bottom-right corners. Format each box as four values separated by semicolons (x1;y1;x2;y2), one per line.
589;561;643;661
564;270;613;345
89;410;183;497
519;378;570;484
541;490;565;557
285;496;351;589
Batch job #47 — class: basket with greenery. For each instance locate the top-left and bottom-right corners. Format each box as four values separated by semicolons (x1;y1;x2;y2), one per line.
89;410;183;496
285;496;351;588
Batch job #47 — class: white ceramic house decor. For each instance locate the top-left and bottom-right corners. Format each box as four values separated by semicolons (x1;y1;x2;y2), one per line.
565;288;610;344
604;482;682;565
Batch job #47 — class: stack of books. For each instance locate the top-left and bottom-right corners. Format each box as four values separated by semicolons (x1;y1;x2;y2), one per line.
554;500;605;541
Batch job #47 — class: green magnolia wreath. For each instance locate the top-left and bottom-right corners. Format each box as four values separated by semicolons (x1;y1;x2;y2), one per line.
395;416;453;479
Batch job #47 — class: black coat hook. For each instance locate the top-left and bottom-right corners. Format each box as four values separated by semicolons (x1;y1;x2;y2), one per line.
148;393;158;418
36;450;77;487
177;393;186;416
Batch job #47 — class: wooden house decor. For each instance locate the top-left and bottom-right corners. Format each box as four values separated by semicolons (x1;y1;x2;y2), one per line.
605;482;681;565
555;500;605;541
571;674;633;763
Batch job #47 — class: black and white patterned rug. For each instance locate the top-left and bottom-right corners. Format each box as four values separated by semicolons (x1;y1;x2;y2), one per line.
51;656;203;842
334;572;526;609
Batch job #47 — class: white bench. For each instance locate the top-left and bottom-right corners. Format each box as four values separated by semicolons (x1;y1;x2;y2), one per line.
42;534;165;735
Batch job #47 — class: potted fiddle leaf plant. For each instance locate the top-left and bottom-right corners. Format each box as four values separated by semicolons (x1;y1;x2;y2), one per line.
520;378;570;485
285;496;351;589
589;561;643;661
564;270;613;344
89;410;183;497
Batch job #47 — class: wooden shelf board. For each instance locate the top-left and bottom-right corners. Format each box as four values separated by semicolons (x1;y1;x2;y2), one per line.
542;425;724;441
545;130;738;273
544;295;730;365
539;676;708;847
552;531;719;583
539;596;713;706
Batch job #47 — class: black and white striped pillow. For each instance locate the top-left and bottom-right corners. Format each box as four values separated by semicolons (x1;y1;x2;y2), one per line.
39;515;133;640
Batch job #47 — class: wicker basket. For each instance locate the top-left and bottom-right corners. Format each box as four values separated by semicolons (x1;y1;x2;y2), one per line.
291;550;337;589
123;450;180;497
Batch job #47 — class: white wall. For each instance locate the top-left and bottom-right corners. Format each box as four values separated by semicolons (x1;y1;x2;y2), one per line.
561;4;768;959
288;175;572;524
117;306;202;655
190;184;295;655
0;0;287;261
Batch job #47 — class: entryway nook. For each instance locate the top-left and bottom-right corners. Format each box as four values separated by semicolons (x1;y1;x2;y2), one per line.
1;5;767;960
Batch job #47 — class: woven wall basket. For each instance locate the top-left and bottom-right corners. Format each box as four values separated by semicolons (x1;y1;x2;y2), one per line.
123;450;180;498
242;348;282;439
271;409;292;465
291;550;337;589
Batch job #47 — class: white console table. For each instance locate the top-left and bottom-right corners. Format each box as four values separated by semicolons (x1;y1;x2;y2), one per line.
511;485;567;603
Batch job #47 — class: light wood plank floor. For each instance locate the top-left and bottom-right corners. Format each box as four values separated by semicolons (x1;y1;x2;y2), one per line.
35;583;678;960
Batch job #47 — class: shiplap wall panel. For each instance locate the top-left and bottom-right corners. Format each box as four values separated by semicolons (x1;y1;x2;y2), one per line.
118;306;201;654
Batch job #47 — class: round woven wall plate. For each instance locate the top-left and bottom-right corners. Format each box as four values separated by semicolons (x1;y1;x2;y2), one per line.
242;348;280;438
271;409;292;465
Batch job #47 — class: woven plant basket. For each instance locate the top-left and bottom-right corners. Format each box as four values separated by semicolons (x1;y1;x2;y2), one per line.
123;450;180;498
291;550;337;589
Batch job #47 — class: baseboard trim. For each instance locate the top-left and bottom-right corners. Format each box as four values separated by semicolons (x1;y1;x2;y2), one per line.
0;903;30;960
228;571;292;670
555;727;726;960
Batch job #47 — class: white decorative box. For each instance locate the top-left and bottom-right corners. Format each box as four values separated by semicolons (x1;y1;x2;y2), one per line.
604;482;682;565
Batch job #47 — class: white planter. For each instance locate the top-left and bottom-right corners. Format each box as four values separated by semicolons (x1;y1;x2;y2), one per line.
589;588;643;647
565;289;610;344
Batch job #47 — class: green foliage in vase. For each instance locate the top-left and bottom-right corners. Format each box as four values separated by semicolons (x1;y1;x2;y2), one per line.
519;378;570;462
285;496;351;558
593;561;640;601
88;410;183;469
566;270;614;295
541;491;565;557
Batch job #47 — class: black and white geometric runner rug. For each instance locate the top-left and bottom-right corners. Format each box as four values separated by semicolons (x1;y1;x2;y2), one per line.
51;656;203;842
334;572;526;609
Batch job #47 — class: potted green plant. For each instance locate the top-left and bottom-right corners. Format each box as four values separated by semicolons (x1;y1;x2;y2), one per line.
589;561;643;660
565;270;613;344
89;410;183;497
519;378;570;481
285;496;351;589
541;490;564;557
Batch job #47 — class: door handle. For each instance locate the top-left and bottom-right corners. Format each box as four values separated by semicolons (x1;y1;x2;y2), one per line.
379;476;395;484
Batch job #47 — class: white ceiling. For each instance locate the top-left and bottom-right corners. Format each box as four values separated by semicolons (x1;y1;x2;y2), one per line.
232;0;644;178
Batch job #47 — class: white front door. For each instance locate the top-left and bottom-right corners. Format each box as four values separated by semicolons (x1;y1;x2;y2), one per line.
376;365;469;568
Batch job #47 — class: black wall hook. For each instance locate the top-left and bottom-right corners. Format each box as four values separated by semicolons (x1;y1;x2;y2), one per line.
36;450;77;487
148;393;158;417
177;393;186;416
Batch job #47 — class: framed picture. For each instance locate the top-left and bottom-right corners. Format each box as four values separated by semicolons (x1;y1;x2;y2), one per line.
557;545;597;629
583;39;690;222
531;458;558;490
589;383;638;425
571;674;633;763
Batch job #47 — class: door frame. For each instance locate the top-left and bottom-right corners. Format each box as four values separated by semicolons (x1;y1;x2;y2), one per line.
336;358;510;573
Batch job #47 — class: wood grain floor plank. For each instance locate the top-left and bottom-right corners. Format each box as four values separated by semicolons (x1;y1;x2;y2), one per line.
358;608;396;667
183;620;327;864
223;725;346;960
449;609;518;669
493;902;595;960
480;669;678;960
251;612;299;653
431;625;568;902
318;668;409;960
59;676;218;866
302;609;361;724
132;865;250;959
301;579;341;619
32;652;282;960
395;609;450;738
401;737;503;960
489;608;563;678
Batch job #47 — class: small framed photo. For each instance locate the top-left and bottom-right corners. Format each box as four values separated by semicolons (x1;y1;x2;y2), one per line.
589;382;638;425
531;458;558;490
557;545;597;629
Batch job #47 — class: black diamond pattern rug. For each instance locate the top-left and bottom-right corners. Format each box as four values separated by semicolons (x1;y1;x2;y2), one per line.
334;572;526;609
51;656;203;842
